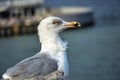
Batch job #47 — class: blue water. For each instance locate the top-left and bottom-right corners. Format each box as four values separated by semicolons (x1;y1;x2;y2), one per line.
0;0;120;80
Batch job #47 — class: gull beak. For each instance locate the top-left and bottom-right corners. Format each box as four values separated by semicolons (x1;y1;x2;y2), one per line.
64;21;81;28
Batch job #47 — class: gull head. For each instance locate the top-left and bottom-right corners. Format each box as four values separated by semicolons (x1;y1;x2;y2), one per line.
38;16;81;34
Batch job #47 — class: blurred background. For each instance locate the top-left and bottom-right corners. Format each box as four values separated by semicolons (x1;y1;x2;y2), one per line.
0;0;120;80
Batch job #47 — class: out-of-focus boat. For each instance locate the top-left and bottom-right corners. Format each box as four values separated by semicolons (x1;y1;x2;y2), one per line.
0;0;94;37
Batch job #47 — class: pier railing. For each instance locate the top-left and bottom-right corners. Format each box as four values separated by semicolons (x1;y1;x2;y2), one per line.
0;17;40;37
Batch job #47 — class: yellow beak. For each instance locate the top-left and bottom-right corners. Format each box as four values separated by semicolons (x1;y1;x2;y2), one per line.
64;21;81;28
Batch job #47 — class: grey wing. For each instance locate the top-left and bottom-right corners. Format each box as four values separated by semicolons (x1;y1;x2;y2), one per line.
4;54;58;79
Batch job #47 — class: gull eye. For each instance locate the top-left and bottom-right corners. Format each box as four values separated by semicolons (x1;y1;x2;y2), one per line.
53;19;62;25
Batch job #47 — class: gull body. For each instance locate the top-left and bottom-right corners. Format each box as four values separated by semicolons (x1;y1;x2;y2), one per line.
2;16;80;80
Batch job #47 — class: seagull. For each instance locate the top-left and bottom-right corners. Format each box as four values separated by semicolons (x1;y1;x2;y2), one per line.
2;16;81;80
